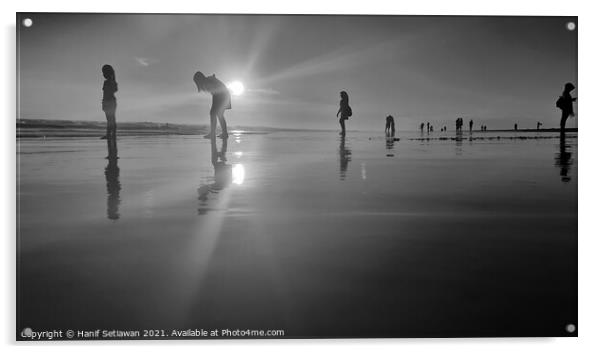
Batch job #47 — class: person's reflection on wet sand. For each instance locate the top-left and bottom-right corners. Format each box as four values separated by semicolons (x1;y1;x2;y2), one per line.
105;153;121;220
198;136;232;214
385;126;396;157
455;129;463;156
339;136;352;180
555;133;573;183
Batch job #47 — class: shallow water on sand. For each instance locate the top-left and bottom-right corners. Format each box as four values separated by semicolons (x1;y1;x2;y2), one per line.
17;130;577;337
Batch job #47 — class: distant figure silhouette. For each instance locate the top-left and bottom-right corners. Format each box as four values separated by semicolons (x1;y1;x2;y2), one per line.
101;64;118;158
469;119;473;132
104;155;121;220
455;117;464;131
420;122;425;132
430;125;434;132
194;71;232;139
556;82;577;132
426;122;430;133
385;115;395;136
444;126;447;132
514;123;518;131
537;122;542;130
336;91;352;136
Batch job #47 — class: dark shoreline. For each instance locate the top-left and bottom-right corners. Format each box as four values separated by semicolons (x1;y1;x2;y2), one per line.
16;119;329;138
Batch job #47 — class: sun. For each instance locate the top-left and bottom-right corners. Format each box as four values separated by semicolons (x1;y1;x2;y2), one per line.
227;81;245;96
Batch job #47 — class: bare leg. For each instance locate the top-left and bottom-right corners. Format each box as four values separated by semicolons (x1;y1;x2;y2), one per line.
218;112;228;138
339;118;346;135
105;111;117;158
560;111;569;133
206;111;217;138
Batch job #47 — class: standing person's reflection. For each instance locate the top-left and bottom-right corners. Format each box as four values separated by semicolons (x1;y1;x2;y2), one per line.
555;134;573;183
455;129;463;156
198;136;232;214
339;136;352;180
101;64;118;159
105;155;121;220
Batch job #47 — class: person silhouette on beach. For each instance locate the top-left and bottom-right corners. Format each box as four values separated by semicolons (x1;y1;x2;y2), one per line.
469;119;473;132
420;122;425;133
101;64;118;158
194;71;232;139
385;115;395;136
537;122;542;130
336;91;352;136
556;82;577;133
514;123;518;131
426;122;430;133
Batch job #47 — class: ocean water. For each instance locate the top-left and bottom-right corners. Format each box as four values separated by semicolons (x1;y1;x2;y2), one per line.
17;130;577;337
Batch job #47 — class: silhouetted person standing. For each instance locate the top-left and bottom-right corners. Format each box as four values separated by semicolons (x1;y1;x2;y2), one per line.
514;123;518;131
469;119;473;132
385;115;395;136
426;122;430;133
336;91;352;136
194;71;232;139
537;122;542;130
420;122;425;133
102;64;118;159
557;82;577;133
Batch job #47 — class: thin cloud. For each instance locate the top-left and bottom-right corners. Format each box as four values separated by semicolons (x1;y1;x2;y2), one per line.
135;57;158;67
247;88;280;96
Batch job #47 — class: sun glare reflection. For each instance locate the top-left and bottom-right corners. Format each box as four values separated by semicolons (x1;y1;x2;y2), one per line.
232;164;245;185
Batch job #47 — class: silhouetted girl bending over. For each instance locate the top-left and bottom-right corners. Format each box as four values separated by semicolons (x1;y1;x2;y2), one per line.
193;72;232;139
102;64;118;158
336;91;352;136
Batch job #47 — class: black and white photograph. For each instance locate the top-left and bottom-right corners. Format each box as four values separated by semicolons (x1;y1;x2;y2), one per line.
15;12;578;341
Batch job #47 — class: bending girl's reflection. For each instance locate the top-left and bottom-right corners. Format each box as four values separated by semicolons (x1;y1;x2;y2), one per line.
555;133;574;183
198;136;232;214
105;154;121;220
339;136;352;180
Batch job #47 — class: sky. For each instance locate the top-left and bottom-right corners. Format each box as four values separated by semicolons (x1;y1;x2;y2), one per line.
18;14;577;130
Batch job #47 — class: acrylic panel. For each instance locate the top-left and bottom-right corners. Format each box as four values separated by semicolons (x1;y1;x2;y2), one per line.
16;13;577;340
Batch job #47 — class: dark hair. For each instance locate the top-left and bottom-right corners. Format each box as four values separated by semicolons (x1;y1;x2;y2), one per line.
102;64;115;80
340;91;349;106
193;71;207;92
564;82;575;92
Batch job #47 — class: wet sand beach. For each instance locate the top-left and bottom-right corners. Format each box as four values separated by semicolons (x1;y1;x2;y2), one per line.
17;130;577;338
